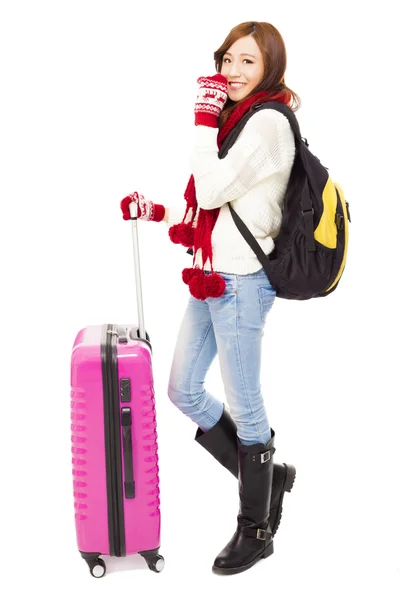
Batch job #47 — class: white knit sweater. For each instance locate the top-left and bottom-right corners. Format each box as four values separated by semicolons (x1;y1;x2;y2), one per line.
165;108;296;274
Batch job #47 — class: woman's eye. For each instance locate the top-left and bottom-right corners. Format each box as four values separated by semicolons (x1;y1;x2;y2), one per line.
223;58;252;64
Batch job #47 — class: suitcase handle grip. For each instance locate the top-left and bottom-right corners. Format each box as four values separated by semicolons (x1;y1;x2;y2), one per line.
121;408;135;499
117;325;128;343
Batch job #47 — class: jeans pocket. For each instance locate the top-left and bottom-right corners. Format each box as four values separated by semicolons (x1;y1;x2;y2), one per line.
258;284;276;323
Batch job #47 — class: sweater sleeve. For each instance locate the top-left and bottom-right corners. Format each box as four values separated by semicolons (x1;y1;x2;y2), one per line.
163;205;198;228
189;110;292;210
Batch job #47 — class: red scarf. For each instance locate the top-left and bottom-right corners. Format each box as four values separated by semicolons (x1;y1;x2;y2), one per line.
169;89;292;301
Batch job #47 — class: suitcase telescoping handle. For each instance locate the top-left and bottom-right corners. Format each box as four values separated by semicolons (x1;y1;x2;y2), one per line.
129;202;146;341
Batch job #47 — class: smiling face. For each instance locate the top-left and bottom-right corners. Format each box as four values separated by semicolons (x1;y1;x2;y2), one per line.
221;35;265;102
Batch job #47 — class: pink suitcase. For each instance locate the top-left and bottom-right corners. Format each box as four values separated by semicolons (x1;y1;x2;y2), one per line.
70;203;163;578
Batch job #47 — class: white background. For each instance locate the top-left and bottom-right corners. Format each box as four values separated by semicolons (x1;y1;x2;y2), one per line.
1;0;399;597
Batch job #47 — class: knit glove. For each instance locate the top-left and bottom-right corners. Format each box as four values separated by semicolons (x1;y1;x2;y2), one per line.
120;192;166;222
194;74;228;128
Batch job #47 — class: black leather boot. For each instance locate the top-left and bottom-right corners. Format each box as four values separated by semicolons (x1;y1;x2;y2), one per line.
195;405;295;536
212;433;276;575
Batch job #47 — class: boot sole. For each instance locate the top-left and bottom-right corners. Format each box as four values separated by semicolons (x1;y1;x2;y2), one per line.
271;463;296;536
212;541;274;575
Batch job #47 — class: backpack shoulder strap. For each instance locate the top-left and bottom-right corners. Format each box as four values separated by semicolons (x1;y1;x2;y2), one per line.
224;101;317;259
218;101;304;159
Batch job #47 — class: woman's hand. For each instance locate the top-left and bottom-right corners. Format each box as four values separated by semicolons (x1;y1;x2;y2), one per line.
194;74;228;128
120;192;166;222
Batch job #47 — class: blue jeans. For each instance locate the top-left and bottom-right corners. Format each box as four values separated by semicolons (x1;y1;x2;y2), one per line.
167;267;276;445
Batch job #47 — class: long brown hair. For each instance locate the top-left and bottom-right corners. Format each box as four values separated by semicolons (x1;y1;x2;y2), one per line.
214;21;301;129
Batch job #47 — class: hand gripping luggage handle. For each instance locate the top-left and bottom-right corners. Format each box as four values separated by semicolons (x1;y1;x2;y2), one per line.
129;203;146;341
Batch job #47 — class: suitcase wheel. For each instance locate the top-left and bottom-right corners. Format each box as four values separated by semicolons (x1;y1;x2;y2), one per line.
80;551;107;578
146;555;165;573
89;558;106;578
139;550;165;573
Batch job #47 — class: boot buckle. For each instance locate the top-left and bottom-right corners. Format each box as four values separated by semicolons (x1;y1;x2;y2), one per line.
256;529;267;540
261;450;271;463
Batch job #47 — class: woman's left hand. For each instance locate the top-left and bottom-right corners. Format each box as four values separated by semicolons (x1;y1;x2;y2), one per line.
194;74;228;128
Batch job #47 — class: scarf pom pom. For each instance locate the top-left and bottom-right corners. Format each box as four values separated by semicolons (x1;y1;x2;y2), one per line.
205;272;226;297
182;268;195;284
184;270;225;300
169;223;195;247
182;266;203;284
188;271;207;301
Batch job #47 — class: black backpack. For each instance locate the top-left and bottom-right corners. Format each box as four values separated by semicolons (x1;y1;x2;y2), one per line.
218;101;351;300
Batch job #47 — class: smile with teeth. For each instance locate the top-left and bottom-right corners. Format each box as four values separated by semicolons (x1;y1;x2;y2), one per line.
229;82;246;89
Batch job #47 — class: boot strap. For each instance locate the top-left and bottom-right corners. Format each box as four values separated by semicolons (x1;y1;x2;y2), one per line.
251;447;275;464
243;522;272;540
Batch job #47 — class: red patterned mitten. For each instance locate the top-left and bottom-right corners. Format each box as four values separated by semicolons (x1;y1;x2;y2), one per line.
194;74;228;128
120;192;165;222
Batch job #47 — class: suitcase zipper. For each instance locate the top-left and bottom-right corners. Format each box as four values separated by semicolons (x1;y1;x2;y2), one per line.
101;324;126;556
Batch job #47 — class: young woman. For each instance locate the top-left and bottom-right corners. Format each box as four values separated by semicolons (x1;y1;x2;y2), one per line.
121;21;300;576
